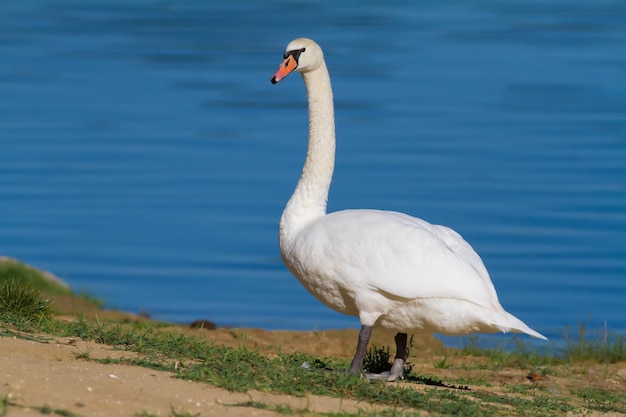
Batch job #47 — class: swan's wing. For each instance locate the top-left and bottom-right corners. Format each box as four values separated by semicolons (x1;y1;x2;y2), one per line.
430;223;492;286
293;209;500;308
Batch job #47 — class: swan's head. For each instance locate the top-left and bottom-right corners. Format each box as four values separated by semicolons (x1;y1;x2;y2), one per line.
271;38;324;84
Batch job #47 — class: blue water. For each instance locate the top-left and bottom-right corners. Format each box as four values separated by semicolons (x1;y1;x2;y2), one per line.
1;1;625;344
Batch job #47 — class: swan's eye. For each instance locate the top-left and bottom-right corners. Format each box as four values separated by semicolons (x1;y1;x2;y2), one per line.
284;47;306;63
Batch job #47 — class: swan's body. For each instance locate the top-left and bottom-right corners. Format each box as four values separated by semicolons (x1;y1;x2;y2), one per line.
271;38;546;380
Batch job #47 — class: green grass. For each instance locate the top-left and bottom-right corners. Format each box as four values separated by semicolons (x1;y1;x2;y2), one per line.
363;345;393;374
574;387;626;414
231;401;429;416
363;335;414;376
0;395;87;417
458;324;626;369
0;258;104;315
433;356;451;369
0;259;71;296
2;278;626;417
563;322;626;364
0;278;51;317
0;278;52;329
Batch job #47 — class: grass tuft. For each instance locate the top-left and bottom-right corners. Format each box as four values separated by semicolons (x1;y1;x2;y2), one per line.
574;387;626;414
363;336;414;377
363;345;392;374
0;259;70;296
0;278;52;325
563;321;626;364
0;396;86;417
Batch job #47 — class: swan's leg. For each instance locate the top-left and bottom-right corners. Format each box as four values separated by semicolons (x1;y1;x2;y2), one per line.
349;327;407;381
349;324;372;375
387;332;407;382
361;331;407;381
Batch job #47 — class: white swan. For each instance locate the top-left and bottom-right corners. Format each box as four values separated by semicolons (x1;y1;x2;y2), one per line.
271;38;547;381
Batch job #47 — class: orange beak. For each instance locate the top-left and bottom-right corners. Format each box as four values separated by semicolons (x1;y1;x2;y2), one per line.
271;55;298;84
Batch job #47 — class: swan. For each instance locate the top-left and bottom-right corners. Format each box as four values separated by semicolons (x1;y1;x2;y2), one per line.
271;38;547;381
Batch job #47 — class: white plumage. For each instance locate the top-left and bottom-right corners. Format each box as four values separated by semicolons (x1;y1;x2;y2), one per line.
271;38;546;380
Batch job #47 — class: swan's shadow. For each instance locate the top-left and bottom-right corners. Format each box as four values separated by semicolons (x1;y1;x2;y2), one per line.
302;359;470;390
404;374;470;390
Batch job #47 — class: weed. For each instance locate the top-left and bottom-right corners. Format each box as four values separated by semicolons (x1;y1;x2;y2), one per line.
0;395;8;417
0;260;71;296
230;400;298;414
504;383;534;394
563;321;626;364
0;398;86;417
363;345;392;374
574;387;626;413
433;356;451;369
363;336;414;377
73;346;93;360
0;279;52;326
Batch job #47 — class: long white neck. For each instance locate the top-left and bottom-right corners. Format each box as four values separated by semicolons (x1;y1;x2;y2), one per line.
279;62;335;246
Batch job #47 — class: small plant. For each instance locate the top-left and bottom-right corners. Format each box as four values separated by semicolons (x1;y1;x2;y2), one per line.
0;398;86;417
0;259;71;296
363;345;392;374
1;395;8;416
73;346;93;360
574;387;626;414
433;356;451;369
364;336;415;377
564;321;626;364
0;278;52;324
505;383;534;394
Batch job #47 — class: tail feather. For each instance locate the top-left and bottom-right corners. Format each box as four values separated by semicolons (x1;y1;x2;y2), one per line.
515;325;548;340
496;311;548;341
